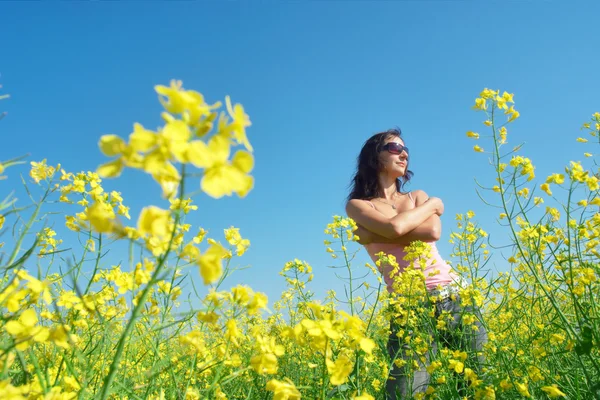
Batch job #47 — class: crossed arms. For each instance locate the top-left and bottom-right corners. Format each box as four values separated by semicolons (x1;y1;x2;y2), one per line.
345;190;444;246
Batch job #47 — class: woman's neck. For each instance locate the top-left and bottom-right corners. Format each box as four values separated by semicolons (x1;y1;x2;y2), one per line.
377;177;398;200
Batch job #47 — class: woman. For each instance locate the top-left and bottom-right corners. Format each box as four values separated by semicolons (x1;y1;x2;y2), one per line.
345;128;487;399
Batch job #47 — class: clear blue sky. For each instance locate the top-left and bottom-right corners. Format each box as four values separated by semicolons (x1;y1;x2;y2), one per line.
1;2;599;308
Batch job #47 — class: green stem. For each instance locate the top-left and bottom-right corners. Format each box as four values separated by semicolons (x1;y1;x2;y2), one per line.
99;164;186;399
4;187;50;271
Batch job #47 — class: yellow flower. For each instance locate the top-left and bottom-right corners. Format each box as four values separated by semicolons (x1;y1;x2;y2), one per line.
0;214;4;230
586;176;599;191
566;161;587;182
360;338;375;354
99;134;127;156
247;292;268;315
193;228;208;244
540;183;552;196
185;388;200;400
265;378;301;400
473;145;484;153
448;359;464;373
63;376;81;391
97;132;144;178
86;201;120;234
169;198;198;214
155;80;221;129
473;98;487;111
541;385;566;398
198;242;228;284
30;159;58;183
584;152;593;157
502;91;514;103
546;173;565;184
495;95;508;110
353;394;375;400
515;381;531;398
499;126;507;143
546;207;560;222
250;353;279;375
475;386;496;400
466;131;480;139
0;380;28;398
371;379;382;391
151;161;181;199
188;134;254;198
224;226;251;256
137;206;171;238
49;324;75;349
480;88;497;99
576;137;588;143
17;270;52;304
162;119;192;163
225;95;253;151
4;309;50;350
129;122;158;152
505;105;520;122
327;355;354;385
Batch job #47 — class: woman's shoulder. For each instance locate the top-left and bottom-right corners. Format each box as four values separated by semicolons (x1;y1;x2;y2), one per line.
346;197;375;211
405;189;428;200
404;189;427;196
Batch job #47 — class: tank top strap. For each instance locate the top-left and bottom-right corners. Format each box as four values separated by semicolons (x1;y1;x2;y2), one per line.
407;191;415;205
366;200;376;209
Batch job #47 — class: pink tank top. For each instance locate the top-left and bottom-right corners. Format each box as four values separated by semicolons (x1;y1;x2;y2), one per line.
364;193;457;293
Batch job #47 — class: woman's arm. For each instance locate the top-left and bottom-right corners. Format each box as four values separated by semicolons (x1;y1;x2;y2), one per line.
353;191;442;245
346;191;444;240
355;217;440;245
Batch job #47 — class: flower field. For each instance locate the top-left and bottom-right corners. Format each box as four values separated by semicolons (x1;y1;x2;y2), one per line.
0;82;599;399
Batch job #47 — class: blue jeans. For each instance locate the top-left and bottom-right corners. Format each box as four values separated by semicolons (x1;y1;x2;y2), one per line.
385;294;488;399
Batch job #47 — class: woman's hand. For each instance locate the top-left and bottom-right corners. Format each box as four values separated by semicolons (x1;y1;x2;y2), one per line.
425;197;444;216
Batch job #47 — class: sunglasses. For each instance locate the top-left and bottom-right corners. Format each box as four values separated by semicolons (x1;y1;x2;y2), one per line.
381;142;409;155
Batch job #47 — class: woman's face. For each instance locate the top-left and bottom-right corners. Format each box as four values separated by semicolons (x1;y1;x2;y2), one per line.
378;135;409;178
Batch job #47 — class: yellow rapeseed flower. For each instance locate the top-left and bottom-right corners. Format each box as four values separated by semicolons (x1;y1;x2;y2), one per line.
188;134;254;199
198;241;228;284
541;385;567;398
327;355;354;385
4;309;50;350
353;394;375;400
30;159;59;183
546;173;565;184
86;201;120;234
540;183;552;196
137;206;171;238
265;378;301;400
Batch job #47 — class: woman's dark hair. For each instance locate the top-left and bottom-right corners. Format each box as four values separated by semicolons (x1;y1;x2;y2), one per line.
347;128;414;201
